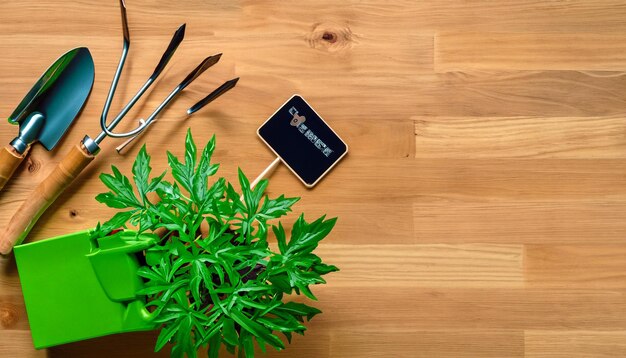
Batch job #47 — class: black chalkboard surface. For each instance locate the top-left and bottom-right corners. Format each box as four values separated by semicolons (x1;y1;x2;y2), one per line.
257;95;348;187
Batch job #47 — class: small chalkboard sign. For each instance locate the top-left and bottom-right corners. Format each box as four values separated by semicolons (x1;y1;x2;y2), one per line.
257;95;348;187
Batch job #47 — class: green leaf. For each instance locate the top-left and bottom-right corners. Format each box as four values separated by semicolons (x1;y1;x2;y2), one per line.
297;284;317;300
148;170;167;193
190;276;202;308
155;180;181;201
251;179;269;212
185;128;197;174
258;195;299;220
165;129;199;197
98;166;142;208
240;330;255;358
313;263;340;275
172;315;195;358
95;211;133;237
282;331;292;344
257;316;306;332
226;342;236;355
136;284;170;296
208;332;221;358
195;260;214;290
168;151;192;194
137;266;167;284
192;134;219;203
133;145;151;200
238;168;253;212
230;308;285;350
153;310;182;324
272;223;287;254
285;215;337;256
225;182;245;213
277;302;322;321
268;274;291;293
255;335;267;354
95;192;129;209
155;320;178;352
222;318;238;346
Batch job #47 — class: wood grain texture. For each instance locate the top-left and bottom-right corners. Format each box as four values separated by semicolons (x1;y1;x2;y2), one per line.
414;115;626;159
316;244;523;287
0;331;46;358
0;144;95;254
436;33;626;72
331;328;524;358
525;331;626;358
1;0;626;357
0;146;26;192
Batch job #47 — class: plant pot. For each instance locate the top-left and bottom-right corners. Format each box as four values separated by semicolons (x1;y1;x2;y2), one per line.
14;229;158;349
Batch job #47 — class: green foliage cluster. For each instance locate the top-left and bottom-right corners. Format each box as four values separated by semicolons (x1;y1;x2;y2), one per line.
93;130;338;358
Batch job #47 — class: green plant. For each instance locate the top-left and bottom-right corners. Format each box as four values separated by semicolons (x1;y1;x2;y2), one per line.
91;130;338;358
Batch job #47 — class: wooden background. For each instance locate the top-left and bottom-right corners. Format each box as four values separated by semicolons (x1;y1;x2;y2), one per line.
2;0;626;357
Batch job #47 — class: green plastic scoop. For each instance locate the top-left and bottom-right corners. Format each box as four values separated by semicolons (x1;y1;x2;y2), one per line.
14;230;158;349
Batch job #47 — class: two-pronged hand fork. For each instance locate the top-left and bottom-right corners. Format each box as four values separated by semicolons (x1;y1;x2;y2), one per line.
0;0;235;254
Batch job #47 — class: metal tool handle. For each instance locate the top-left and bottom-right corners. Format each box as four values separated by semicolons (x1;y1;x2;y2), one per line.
0;145;27;192
0;143;94;254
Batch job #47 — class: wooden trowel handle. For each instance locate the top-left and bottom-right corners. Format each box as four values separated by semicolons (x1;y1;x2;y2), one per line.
0;145;28;192
0;143;95;255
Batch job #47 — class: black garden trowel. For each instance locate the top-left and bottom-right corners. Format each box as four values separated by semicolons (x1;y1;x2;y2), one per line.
0;47;95;191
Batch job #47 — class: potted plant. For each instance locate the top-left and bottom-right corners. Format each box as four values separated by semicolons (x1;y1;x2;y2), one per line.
15;132;338;357
16;130;338;358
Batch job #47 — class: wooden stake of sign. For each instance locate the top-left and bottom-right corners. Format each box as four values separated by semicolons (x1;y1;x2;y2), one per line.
250;157;282;189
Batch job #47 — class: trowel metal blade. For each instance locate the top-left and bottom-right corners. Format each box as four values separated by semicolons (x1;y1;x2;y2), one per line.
8;47;95;151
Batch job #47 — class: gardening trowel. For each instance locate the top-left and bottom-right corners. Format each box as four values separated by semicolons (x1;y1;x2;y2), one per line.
0;47;95;191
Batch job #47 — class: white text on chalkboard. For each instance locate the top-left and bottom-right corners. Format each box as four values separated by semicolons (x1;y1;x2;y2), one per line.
289;106;334;157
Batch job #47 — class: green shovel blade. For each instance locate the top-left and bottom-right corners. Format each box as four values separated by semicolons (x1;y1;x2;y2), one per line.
8;47;95;151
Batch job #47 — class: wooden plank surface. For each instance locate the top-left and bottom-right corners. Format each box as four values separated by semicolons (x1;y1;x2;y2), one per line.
1;0;626;357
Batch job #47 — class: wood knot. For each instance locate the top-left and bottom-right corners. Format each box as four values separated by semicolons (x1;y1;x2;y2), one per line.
307;22;355;53
26;157;41;173
0;303;18;328
322;32;337;43
69;209;79;218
